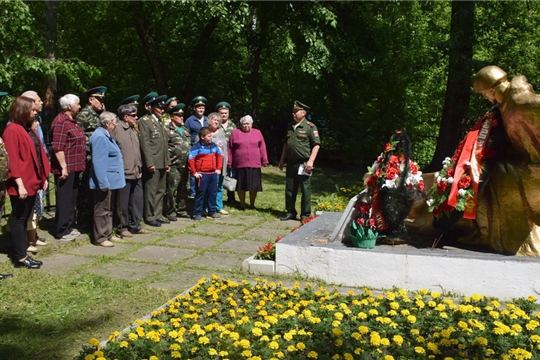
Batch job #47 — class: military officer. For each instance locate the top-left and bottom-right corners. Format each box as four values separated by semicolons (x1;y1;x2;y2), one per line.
138;94;171;227
0;91;9;216
118;94;140;107
76;86;107;232
164;104;191;220
216;101;237;204
278;100;321;221
185;96;208;198
161;96;178;127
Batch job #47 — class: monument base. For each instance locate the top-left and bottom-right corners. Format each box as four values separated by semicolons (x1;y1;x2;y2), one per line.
276;212;540;301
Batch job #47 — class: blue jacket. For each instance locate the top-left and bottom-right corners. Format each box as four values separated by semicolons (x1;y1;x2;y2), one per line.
89;127;126;190
184;115;208;145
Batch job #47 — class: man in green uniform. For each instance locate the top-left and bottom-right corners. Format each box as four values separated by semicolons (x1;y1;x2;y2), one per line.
216;101;237;205
161;96;178;127
0;91;9;217
76;86;107;233
278;100;321;221
164;104;191;220
138;94;171;227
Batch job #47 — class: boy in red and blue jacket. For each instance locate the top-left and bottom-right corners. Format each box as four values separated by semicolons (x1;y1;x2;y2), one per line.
187;127;223;220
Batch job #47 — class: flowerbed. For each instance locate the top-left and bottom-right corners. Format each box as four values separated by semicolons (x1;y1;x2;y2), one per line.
77;275;540;360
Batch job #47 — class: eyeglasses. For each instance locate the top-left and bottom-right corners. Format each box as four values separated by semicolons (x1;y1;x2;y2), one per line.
127;113;138;118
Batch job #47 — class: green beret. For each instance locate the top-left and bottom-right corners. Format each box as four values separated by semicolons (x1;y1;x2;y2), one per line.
292;100;310;112
165;97;177;106
141;92;158;105
148;95;167;107
118;95;140;106
191;96;207;108
84;86;107;98
166;103;186;115
216;101;231;111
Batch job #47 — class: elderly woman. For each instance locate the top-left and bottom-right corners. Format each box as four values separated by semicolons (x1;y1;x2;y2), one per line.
89;111;126;247
228;115;268;210
51;94;86;241
3;97;50;269
207;112;228;215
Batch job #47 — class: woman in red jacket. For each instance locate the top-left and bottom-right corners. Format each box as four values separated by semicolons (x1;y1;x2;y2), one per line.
3;96;50;269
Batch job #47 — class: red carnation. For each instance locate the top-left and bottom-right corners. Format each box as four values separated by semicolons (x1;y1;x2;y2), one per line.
356;202;370;214
437;180;447;193
375;168;382;178
384;143;393;152
389;155;399;164
386;167;398;180
418;181;425;191
446;167;455;178
410;162;418;174
458;175;471;189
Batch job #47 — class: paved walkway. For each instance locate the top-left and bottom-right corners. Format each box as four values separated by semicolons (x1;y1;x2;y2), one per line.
0;209;300;293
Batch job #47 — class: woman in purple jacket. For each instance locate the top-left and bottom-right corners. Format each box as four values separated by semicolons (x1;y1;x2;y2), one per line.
227;115;268;210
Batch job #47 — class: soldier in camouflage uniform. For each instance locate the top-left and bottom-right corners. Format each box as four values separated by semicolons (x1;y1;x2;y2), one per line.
164;104;191;220
0;91;8;216
161;97;178;127
76;86;107;233
216;101;238;204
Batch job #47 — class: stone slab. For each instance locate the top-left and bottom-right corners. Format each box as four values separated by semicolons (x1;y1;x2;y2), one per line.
276;212;540;301
188;223;244;237
159;234;220;248
160;218;194;231
88;260;167;281
218;215;264;226
67;243;133;256
240;228;290;241
216;239;268;254
129;245;197;264
40;254;94;275
259;219;300;230
184;251;246;271
118;230;160;243
146;268;212;291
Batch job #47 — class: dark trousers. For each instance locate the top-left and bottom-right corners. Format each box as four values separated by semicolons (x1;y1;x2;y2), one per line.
93;189;113;244
189;174;196;197
118;178;144;233
165;166;188;217
10;195;36;260
143;168;166;222
194;173;218;216
54;171;80;238
285;163;312;218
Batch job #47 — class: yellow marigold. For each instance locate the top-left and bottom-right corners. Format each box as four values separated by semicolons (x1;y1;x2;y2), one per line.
389;301;399;310
219;351;229;356
380;338;390;346
393;335;404;346
335;338;343;347
150;356;159;360
307;351;318;359
473;337;488;346
530;334;540;343
428;300;437;308
489;310;500;319
358;312;367;319
297;342;306;350
410;329;420;335
230;332;240;340
89;338;100;348
118;341;128;348
416;300;425;309
344;354;353;360
199;336;210;344
407;315;417;324
334;312;343;320
527;295;537;302
239;339;250;348
171;351;181;358
84;356;94;360
416;336;425;343
332;328;342;337
415;346;425;354
269;341;280;350
283;332;293;341
252;328;263;337
457;321;468;330
331;320;341;327
128;333;138;341
384;356;395;360
370;332;381;346
93;351;104;357
368;309;378;316
241;350;252;357
287;345;297;352
358;325;369;334
401;309;410;316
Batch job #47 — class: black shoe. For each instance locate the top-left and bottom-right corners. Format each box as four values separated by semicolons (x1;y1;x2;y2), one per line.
26;256;43;266
145;220;162;227
0;274;13;280
157;218;170;224
167;215;178;222
15;258;41;269
280;214;297;221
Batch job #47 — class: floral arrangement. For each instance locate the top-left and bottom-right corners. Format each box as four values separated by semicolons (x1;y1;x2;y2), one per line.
254;215;318;261
77;275;540;360
350;201;378;247
366;141;424;193
427;110;498;219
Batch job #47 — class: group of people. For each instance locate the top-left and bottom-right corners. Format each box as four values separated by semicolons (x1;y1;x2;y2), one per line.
1;88;325;270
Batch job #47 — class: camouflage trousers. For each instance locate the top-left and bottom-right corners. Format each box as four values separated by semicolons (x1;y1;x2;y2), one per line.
164;165;189;217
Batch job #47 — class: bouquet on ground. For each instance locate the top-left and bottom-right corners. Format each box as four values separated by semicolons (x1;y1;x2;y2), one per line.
350;201;379;248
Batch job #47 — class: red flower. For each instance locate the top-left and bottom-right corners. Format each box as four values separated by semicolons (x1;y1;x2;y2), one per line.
355;202;370;214
458;175;471;189
418;181;425;191
368;218;376;228
384;143;392;152
437;180;447;193
374;168;382;178
446;167;455;178
386;167;398;180
389;155;400;165
355;217;366;226
410;162;418;174
440;200;454;213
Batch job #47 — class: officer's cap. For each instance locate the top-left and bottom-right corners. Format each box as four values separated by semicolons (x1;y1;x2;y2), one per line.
118;95;140;106
292;100;310;112
167;103;186;115
216;101;231;111
191;96;207;108
84;86;107;98
148;95;167;107
165;97;177;106
141;92;158;105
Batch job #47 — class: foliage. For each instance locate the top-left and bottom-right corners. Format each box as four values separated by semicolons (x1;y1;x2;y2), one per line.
76;275;540;360
315;183;364;213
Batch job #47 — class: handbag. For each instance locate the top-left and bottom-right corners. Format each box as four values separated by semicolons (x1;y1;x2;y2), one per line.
223;176;237;191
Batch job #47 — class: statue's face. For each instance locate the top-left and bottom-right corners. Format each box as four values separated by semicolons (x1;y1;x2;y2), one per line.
480;88;497;104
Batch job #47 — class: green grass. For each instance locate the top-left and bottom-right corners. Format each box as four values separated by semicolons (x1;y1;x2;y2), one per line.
0;165;360;360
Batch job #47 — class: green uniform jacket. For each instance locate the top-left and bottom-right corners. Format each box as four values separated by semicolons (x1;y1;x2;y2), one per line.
138;114;170;169
76;105;100;151
221;121;237;142
285;119;321;162
166;123;191;167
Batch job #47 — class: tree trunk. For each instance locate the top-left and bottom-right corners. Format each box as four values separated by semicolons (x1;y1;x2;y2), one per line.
425;1;475;172
43;0;57;122
179;17;220;104
130;2;169;94
249;8;268;124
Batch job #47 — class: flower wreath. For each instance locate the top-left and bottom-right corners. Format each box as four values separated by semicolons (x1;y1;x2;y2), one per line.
427;109;499;220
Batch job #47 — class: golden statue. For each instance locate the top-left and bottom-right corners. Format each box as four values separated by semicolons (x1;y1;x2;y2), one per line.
409;65;540;256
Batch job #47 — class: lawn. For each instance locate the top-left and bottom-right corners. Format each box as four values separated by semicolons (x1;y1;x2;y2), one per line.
0;165;361;360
